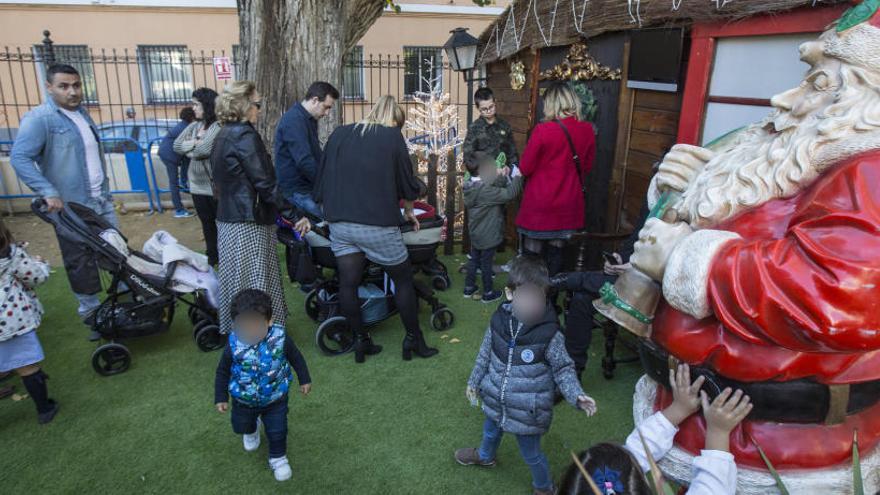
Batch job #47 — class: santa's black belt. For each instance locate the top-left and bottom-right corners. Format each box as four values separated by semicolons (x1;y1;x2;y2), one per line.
638;340;880;424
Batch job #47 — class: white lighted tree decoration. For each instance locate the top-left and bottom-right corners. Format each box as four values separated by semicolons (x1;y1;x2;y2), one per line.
405;67;463;157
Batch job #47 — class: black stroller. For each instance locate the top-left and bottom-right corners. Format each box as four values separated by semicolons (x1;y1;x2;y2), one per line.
32;199;223;376
277;213;455;356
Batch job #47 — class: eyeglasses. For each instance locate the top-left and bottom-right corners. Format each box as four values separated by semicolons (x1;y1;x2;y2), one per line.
478;104;496;114
251;100;263;109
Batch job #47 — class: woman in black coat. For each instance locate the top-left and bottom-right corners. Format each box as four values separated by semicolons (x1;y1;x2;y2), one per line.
211;80;307;334
314;95;437;363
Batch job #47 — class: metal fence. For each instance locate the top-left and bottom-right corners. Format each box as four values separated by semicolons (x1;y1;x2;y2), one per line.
0;37;474;139
0;36;473;248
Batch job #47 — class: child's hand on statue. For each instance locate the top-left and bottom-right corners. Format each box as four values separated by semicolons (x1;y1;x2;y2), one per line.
662;363;706;426
702;388;753;453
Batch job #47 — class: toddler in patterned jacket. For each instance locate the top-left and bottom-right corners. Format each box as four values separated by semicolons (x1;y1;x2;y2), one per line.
214;289;311;481
0;219;55;424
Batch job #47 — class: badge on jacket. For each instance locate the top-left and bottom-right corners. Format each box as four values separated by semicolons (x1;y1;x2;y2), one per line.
521;349;534;363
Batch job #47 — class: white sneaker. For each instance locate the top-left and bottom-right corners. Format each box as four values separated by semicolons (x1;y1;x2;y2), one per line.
269;456;292;481
243;418;261;452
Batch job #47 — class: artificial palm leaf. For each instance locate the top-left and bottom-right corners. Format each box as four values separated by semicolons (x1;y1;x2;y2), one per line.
752;437;790;495
569;451;603;495
853;429;864;495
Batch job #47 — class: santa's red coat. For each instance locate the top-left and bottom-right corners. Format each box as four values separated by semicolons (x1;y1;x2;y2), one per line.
652;150;880;469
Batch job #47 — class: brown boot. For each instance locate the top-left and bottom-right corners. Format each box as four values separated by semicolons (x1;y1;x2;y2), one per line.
454;447;496;467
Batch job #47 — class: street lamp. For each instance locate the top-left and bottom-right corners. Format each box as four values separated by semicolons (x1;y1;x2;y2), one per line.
444;27;484;126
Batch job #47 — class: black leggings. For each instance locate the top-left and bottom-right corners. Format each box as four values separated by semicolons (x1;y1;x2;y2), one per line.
337;253;422;337
521;236;566;276
192;194;219;266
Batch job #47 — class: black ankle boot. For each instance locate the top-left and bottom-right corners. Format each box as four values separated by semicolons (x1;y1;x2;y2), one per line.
402;329;438;360
22;370;59;423
354;333;383;363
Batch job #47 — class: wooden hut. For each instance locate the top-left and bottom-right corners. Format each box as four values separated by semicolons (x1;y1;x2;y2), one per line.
476;0;849;241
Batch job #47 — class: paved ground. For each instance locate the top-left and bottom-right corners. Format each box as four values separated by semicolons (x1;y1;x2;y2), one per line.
5;208;206;266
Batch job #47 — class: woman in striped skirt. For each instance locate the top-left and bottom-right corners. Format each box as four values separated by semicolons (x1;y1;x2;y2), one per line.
210;81;307;333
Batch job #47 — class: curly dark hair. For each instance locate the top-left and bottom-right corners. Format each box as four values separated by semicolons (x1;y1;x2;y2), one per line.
192;87;218;126
230;289;273;321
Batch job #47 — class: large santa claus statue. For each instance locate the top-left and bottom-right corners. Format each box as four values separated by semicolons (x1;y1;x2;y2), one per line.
627;4;880;493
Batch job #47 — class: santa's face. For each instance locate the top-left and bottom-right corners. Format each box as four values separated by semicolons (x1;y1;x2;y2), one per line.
770;44;842;132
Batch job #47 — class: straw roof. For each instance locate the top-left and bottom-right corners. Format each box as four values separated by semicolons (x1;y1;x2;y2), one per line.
478;0;848;64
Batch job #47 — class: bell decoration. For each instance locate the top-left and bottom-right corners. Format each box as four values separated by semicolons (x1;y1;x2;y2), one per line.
593;191;680;337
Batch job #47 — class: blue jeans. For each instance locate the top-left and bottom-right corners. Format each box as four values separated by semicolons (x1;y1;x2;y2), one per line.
478;418;551;490
161;157;184;211
231;397;289;458
290;192;323;218
465;246;495;293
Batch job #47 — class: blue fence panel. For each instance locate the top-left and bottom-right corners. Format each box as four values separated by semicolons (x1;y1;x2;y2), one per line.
0;137;155;213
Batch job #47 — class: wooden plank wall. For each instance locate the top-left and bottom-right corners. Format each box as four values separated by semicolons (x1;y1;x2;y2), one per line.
612;89;681;231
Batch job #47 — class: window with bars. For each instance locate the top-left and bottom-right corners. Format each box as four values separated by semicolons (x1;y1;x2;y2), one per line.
403;46;443;96
342;46;365;100
33;44;99;104
137;45;193;104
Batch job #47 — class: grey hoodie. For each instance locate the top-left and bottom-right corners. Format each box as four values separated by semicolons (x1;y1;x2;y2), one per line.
467;302;585;435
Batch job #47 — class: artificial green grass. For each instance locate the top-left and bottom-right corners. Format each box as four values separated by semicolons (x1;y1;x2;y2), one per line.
1;254;641;494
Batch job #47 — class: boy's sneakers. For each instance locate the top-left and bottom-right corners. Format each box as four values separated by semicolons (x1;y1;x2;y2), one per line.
269;456;292;481
454;448;496;467
533;484;556;495
463;286;478;298
482;290;503;304
243;418;262;452
174;209;195;218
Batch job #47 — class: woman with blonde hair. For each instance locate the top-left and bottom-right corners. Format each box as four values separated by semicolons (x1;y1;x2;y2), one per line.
516;81;595;277
314;95;438;364
210;81;305;335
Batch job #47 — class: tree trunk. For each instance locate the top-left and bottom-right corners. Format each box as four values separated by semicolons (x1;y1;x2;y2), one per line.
236;0;386;145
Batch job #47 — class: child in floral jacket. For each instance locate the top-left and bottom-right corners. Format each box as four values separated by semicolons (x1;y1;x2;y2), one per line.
214;289;311;482
0;219;56;424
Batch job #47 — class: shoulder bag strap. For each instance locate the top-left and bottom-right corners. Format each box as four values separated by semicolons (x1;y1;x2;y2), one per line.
553;119;586;194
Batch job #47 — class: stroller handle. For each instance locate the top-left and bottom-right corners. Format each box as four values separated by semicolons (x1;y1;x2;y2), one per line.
30;197;55;224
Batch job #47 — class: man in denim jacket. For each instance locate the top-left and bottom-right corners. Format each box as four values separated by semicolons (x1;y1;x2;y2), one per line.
10;64;116;339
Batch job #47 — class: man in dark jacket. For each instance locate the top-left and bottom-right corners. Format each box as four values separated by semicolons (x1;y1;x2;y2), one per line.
552;197;651;379
274;81;339;218
158;107;195;217
462;151;523;303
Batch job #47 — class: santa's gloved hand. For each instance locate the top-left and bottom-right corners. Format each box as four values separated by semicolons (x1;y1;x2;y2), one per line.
550;273;571;291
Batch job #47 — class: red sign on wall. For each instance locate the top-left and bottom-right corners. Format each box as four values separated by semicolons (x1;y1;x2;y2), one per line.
213;56;233;81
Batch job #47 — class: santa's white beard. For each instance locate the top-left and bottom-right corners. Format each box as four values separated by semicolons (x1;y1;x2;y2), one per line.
675;79;880;229
675;116;819;229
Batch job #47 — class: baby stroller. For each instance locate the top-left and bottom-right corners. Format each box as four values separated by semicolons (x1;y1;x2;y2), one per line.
32;199;222;376
277;206;455;356
401;201;452;291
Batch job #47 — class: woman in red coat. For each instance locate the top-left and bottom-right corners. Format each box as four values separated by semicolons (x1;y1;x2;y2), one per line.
516;82;596;275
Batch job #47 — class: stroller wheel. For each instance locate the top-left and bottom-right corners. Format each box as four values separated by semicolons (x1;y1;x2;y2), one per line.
431;274;451;291
91;343;131;376
192;319;211;340
315;317;355;356
195;324;225;352
304;289;320;322
431;307;455;331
